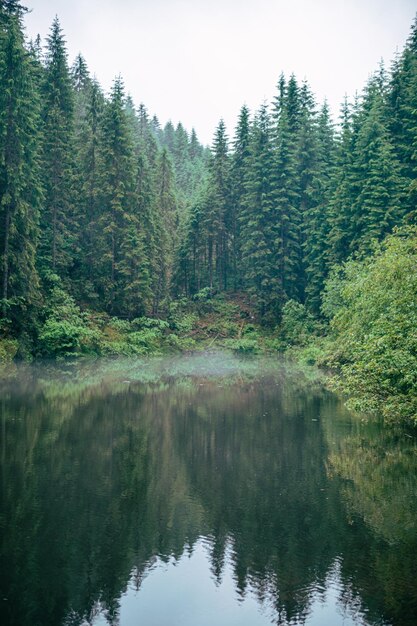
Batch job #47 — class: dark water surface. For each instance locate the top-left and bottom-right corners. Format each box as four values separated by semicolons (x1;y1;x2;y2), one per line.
1;352;416;626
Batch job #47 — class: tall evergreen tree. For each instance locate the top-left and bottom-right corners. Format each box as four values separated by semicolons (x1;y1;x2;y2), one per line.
388;17;417;219
205;119;231;290
327;98;357;266
39;16;76;276
271;74;302;304
97;76;151;317
152;148;178;313
240;104;280;318
351;84;404;253
230;104;251;290
73;78;104;301
330;78;405;266
296;81;320;302
0;0;43;335
304;102;336;313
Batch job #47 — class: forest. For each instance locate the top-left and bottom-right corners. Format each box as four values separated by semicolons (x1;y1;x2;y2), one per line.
0;0;416;424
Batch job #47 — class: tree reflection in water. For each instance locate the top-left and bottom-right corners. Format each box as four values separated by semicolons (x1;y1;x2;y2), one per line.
0;353;416;625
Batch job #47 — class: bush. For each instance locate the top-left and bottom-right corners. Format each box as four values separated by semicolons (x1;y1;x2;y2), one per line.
38;286;101;357
129;328;164;353
170;312;198;334
0;338;18;362
225;337;259;354
192;287;215;302
280;300;320;346
326;227;417;425
39;319;98;357
166;333;196;351
131;317;169;331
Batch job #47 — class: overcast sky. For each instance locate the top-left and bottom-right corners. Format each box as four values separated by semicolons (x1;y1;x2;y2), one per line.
24;0;416;145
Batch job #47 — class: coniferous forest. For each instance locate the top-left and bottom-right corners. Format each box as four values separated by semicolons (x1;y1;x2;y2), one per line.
1;1;417;424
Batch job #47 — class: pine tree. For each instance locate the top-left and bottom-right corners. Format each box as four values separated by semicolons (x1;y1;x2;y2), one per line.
329;77;405;266
351;83;404;253
296;81;320;302
205;120;231;290
39;17;76;276
98;76;151;317
186;128;209;210
162;120;175;152
74;78;104;302
0;0;43;335
271;74;302;304
328;97;357;266
152;148;178;313
388;17;417;217
172;188;210;296
71;52;90;92
304;102;336;313
136;102;160;172
150;114;162;145
173;122;190;192
230;104;251;290
240;104;280;318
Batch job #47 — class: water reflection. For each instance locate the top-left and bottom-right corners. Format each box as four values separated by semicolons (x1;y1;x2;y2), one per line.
0;352;416;625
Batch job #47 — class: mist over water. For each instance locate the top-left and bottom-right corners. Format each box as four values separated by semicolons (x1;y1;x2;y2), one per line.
1;352;416;625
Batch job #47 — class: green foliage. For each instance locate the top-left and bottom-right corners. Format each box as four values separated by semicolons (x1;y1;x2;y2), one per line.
0;338;18;361
286;340;329;366
280;299;321;346
38;286;99;357
225;337;260;354
0;4;42;334
166;298;198;334
326;227;417;424
39;318;99;357
39;16;76;276
165;333;196;351
192;287;215;302
0;1;417;439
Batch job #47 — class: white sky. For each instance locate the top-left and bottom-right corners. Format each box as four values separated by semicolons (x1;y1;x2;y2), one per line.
24;0;416;145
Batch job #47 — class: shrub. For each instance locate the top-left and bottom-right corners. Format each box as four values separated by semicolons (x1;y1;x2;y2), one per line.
38;286;99;357
326;227;417;425
280;300;320;346
225;338;259;354
39;319;98;357
0;338;18;362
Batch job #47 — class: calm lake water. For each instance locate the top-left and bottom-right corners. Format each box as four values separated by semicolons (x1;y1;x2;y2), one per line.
1;352;416;626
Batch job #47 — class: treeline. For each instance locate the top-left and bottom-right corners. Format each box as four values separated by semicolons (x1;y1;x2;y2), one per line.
1;0;417;357
175;27;417;321
0;0;208;353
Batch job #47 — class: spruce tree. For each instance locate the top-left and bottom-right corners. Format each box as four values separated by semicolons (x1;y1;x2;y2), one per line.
328;98;357;266
98;76;151;317
205;120;231;290
351;84;404;253
271;74;302;304
388;17;417;217
39;17;76;276
240;104;280;318
0;0;43;336
296;81;320;302
73;78;104;302
230;104;251;290
304;102;336;313
152;148;178;313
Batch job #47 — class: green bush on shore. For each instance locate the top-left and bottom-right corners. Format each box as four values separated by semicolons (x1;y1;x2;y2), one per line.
0;338;18;362
322;227;417;425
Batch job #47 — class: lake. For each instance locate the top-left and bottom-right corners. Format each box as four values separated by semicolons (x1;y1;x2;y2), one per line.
0;351;416;626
